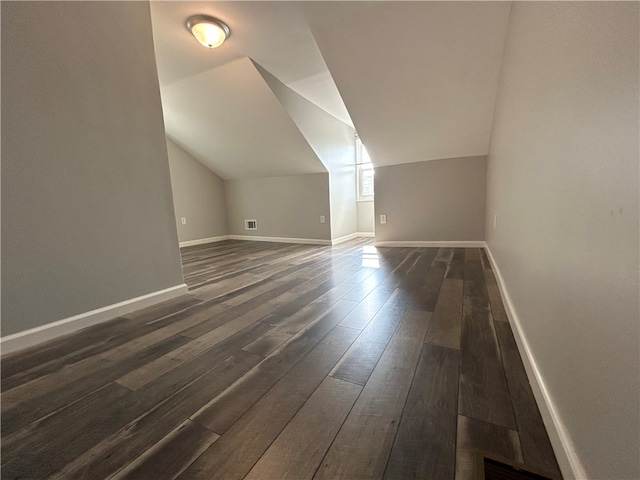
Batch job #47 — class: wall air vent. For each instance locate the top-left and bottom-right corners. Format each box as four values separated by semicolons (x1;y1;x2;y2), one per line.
245;219;258;230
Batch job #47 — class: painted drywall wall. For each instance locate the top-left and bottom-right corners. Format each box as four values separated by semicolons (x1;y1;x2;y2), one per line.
1;1;184;336
255;62;357;241
167;138;228;243
374;157;486;242
224;174;331;241
357;201;374;234
328;163;357;241
485;3;639;479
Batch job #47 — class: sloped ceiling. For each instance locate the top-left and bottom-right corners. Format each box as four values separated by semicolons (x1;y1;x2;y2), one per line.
150;2;511;176
254;62;355;172
304;1;512;167
160;57;326;179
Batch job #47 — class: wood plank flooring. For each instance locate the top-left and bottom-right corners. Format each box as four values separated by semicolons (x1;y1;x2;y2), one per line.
1;239;562;480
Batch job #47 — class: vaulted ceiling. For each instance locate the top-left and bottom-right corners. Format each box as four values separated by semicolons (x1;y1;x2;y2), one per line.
150;1;512;178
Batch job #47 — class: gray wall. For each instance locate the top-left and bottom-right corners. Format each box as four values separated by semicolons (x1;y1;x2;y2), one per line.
1;1;184;336
328;163;357;240
374;157;486;242
485;3;639;479
255;63;357;241
356;201;374;233
166;138;228;243
225;174;332;240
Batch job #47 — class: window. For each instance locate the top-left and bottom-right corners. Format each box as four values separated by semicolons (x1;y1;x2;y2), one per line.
356;135;374;200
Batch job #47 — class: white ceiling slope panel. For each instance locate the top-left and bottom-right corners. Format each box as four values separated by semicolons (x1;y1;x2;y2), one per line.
304;2;512;167
160;57;327;179
254;61;356;173
150;1;353;127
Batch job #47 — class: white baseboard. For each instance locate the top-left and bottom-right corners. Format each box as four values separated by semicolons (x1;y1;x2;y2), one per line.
483;243;586;480
331;232;368;245
228;235;331;246
356;232;375;238
179;235;230;247
0;284;189;355
374;240;485;248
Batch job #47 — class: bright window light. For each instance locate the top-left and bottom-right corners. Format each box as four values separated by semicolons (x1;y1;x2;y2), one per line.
356;135;374;201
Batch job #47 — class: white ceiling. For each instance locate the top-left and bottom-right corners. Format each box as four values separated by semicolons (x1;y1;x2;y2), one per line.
150;1;512;176
160;57;327;179
305;1;512;166
150;1;352;126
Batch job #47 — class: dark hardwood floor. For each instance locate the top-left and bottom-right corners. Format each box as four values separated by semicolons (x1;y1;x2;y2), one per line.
1;238;562;479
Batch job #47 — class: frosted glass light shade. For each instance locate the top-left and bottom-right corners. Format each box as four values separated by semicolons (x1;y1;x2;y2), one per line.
187;15;230;48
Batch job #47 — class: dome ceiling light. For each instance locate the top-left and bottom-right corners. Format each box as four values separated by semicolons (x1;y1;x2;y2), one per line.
186;15;230;49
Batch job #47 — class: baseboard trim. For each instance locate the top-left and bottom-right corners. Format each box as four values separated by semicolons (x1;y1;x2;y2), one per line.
483;243;586;480
374;240;485;248
0;284;189;355
228;235;331;246
331;232;362;245
179;235;230;247
356;232;375;238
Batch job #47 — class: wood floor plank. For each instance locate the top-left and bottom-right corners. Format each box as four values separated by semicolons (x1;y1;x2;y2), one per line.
383;344;460;480
314;310;430;480
242;328;291;357
330;290;411;386
2;382;133;478
338;287;395;330
129;314;275;406
458;295;517;429
181;278;302;339
111;420;219;480
484;269;509;323
0;317;154;391
494;321;561;476
245;376;362;480
1;333;191;437
445;248;465;280
51;351;262;480
122;295;204;323
179;326;360;480
413;255;448;311
191;301;357;434
455;415;523;480
424;278;464;349
1;239;560;480
116;300;282;390
463;249;489;304
1;294;238;412
242;298;356;357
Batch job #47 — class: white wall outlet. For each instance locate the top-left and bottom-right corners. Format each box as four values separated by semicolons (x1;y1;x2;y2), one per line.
320;215;326;224
181;217;187;225
493;214;497;229
380;214;387;224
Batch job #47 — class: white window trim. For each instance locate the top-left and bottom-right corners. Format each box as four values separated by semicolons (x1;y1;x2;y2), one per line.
357;163;375;201
356;135;374;201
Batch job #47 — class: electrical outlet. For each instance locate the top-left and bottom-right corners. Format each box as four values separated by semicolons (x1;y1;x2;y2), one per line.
181;217;187;225
380;214;387;224
320;215;326;224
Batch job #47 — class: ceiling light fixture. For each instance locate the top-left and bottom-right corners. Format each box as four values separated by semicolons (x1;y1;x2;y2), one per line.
186;15;230;49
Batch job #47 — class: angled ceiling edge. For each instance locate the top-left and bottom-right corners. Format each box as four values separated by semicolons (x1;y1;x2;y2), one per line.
305;2;511;168
253;60;356;172
159;56;327;180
